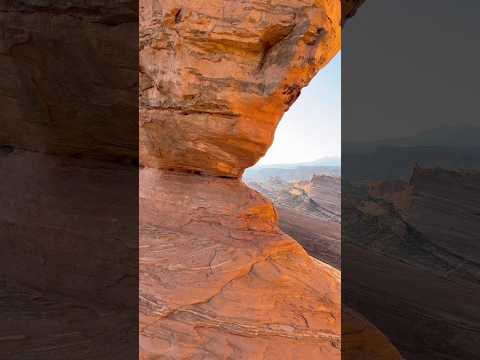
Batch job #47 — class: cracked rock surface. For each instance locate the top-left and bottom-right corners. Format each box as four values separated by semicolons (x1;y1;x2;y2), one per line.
140;169;340;359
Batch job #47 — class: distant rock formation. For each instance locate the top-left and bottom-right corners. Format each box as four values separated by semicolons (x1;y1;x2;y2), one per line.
248;174;340;222
343;166;480;359
244;163;341;183
310;175;341;221
368;179;413;212
247;174;341;267
278;206;341;269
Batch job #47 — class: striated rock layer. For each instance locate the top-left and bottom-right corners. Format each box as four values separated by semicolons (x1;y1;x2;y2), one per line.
140;0;342;177
138;0;400;359
343;166;480;359
247;175;341;267
139;0;343;357
140;169;340;359
137;0;403;358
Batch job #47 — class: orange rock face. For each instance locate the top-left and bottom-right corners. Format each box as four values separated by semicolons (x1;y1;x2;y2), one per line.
140;169;340;358
140;0;342;177
138;0;379;359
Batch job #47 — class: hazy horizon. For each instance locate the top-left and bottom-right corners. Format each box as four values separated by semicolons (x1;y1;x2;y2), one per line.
251;155;340;168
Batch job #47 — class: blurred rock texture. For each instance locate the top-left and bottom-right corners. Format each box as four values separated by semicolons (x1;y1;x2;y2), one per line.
0;1;138;358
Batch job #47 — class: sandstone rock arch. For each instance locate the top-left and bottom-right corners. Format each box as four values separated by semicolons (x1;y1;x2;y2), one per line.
139;1;396;359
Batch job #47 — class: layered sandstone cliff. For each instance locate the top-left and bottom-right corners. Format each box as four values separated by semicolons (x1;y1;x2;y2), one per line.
139;1;399;359
139;2;342;358
140;169;341;358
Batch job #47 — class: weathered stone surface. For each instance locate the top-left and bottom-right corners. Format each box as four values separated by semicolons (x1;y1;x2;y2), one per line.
138;0;404;358
139;1;345;355
1;150;137;305
140;0;342;177
244;173;403;358
0;278;135;360
140;168;340;358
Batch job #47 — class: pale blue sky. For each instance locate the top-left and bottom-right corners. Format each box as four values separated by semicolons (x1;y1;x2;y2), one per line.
257;53;341;165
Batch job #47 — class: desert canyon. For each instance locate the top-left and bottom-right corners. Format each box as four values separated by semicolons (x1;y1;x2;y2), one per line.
248;173;341;268
343;165;480;359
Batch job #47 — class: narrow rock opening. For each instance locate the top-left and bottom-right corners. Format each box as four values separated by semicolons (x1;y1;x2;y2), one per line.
244;54;341;268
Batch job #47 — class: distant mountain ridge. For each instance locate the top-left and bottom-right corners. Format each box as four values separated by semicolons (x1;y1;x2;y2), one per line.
343;125;480;183
344;145;480;183
257;156;341;169
344;125;480;154
244;157;340;183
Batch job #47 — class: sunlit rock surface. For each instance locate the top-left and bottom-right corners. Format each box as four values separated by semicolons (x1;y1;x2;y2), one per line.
139;0;343;357
140;169;341;359
140;0;342;177
138;0;401;358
